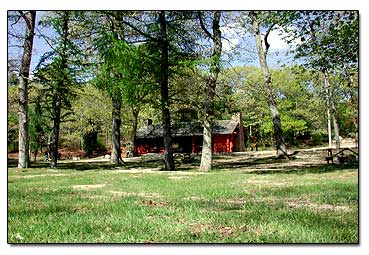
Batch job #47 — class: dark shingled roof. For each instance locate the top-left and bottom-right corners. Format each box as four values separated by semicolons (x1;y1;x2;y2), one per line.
136;119;239;139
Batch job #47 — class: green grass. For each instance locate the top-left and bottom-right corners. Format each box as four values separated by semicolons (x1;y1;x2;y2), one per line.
7;159;358;243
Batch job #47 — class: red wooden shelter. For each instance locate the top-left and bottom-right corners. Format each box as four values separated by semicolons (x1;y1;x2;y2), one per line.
134;113;245;155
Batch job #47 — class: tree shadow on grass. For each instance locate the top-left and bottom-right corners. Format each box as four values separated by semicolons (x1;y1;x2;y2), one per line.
7;159;169;171
212;155;290;170
211;153;358;175
246;163;359;175
8;153;358;175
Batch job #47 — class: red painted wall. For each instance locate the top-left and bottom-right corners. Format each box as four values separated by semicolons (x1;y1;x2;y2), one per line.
135;133;239;155
213;134;234;153
135;139;164;155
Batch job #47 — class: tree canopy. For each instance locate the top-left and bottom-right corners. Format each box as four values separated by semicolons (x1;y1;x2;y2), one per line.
7;10;359;169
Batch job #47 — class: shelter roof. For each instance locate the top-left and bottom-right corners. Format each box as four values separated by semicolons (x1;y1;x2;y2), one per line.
136;119;239;139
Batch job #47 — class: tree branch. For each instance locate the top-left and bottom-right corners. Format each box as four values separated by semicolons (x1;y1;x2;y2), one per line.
198;11;214;40
264;12;289;54
35;26;62;56
120;19;159;43
10;12;23;27
18;11;33;31
264;22;277;54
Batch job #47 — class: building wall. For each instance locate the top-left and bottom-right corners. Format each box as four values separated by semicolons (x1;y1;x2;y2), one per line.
213;134;234;153
135;138;164;155
135;133;240;155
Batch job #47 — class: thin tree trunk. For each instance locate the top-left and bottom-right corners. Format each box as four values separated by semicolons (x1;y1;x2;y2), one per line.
106;130;109;149
50;93;61;168
324;73;340;149
331;102;340;150
49;12;70;169
327;108;332;146
111;95;122;164
324;75;333;147
199;11;222;172
251;11;287;158
159;11;175;171
33;144;38;162
130;108;139;157
349;76;358;148
17;11;36;168
235;112;245;151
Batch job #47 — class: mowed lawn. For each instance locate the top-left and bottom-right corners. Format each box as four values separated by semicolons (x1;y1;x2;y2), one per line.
7;152;358;243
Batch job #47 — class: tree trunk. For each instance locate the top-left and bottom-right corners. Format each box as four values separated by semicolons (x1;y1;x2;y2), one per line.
200;77;216;172
111;95;123;164
324;75;333;147
159;11;175;171
331;103;340;150
17;11;36;168
33;144;38;162
327;108;332;147
235;112;245;151
270;103;287;158
200;75;216;172
199;11;222;172
130;108;139;157
251;11;287;158
324;73;340;150
50;93;61;168
200;114;213;172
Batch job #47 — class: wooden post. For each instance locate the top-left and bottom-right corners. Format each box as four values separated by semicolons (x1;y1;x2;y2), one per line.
226;135;230;152
192;136;195;153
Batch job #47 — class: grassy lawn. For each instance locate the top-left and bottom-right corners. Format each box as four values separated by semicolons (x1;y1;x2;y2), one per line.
7;152;358;243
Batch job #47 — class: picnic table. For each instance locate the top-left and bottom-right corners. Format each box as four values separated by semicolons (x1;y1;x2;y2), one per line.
326;147;358;164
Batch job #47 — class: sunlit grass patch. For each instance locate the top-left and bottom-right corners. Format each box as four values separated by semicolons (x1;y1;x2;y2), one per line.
8;160;358;243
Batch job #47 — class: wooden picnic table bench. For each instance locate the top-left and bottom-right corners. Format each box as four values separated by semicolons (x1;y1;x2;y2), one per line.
326;148;358;164
174;152;194;163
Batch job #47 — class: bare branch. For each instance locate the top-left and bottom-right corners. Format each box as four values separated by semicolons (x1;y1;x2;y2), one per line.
10;12;23;27
198;11;214;40
35;26;61;56
120;19;159;43
264;22;277;54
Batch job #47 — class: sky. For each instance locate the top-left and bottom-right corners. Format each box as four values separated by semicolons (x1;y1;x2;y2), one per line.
220;21;299;68
8;11;52;72
7;11;297;75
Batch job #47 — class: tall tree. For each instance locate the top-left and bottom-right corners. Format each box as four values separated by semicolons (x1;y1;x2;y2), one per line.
92;12;157;162
249;11;288;158
198;11;222;171
285;11;358;149
35;11;81;168
118;11;198;169
16;11;36;168
158;11;175;170
87;12;126;164
50;12;69;168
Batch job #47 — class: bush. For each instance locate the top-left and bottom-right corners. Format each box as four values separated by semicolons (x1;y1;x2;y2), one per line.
82;131;97;157
95;139;107;154
311;131;328;146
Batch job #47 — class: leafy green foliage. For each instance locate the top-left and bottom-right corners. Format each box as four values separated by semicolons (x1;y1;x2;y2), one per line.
7;86;19;151
218;65;334;147
28;86;50;156
62;85;112;152
286;11;358;72
7;11;359;155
